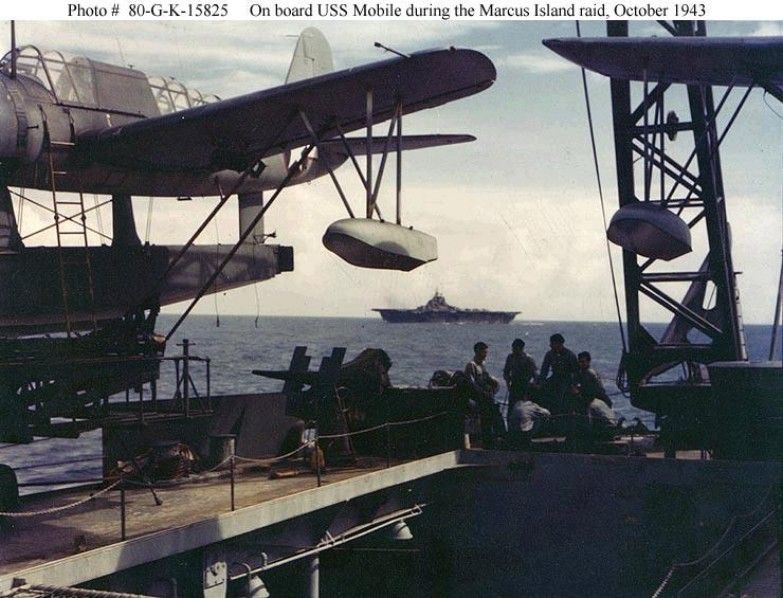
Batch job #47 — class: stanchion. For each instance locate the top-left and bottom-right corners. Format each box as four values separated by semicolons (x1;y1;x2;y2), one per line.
182;339;191;418
316;448;322;488
315;418;322;487
230;454;236;511
120;487;126;541
385;422;391;468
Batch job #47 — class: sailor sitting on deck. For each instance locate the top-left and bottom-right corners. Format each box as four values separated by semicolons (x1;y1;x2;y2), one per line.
507;397;551;450
574;351;618;435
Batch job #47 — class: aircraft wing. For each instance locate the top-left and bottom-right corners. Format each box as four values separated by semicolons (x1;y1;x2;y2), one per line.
543;37;783;89
321;134;476;157
78;48;495;172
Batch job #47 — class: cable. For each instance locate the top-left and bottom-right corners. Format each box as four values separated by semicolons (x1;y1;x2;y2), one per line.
576;21;628;355
213;215;221;327
144;195;153;243
0;478;123;518
16;187;24;232
763;92;783;360
94;194;105;239
253;281;261;328
252;244;261;328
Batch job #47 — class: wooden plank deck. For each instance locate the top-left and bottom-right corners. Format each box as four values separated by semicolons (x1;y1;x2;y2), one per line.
0;458;390;578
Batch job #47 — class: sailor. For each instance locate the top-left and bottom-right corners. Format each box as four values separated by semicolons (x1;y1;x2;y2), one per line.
465;342;502;448
502;338;538;421
574;351;617;433
507;396;551;450
465;342;498;396
537;333;579;414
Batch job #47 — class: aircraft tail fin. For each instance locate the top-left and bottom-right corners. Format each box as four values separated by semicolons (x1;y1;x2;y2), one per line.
285;27;334;84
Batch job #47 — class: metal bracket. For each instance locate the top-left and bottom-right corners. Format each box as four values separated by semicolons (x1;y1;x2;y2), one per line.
204;547;228;591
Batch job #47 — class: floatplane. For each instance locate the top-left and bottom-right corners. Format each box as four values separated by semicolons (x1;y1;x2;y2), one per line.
0;25;495;443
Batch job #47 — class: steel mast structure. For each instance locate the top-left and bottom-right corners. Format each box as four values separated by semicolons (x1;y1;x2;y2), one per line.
606;21;747;423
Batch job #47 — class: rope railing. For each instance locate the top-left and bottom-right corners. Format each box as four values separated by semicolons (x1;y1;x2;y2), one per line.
232;441;310;466
318;421;390;440
118;453;237;491
0;410;455;527
0;478;123;518
1;403;775;558
7;404;718;513
319;411;450;440
4;407;662;506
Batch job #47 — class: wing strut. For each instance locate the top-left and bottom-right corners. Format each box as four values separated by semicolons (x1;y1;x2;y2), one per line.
299;111;355;218
126;110;302;321
317;93;437;271
366;88;373;217
301;95;407;224
165;140;317;341
396;102;402;224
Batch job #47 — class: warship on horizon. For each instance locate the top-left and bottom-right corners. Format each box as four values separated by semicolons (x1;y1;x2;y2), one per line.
373;291;519;324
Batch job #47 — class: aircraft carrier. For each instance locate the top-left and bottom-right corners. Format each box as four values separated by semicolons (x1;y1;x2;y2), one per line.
373;292;519;324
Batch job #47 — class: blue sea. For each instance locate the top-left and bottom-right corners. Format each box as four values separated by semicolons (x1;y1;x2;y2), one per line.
1;316;778;493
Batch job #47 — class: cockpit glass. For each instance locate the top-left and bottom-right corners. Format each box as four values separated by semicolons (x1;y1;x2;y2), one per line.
1;46;219;118
148;75;220;115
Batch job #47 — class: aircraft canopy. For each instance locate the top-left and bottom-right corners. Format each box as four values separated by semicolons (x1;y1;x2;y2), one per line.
1;46;219;117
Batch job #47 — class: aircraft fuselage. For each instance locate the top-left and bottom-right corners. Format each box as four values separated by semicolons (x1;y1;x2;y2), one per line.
0;71;335;197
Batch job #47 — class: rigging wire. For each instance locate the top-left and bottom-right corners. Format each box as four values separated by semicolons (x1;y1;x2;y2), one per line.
144;195;154;243
16;187;24;232
575;21;628;355
213;213;221;328
9;188;112;242
771;250;783;361
93;194;105;239
251;241;261;328
762;90;783;360
253;280;261;328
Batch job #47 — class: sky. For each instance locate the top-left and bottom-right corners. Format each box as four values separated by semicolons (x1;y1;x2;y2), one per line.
3;20;783;324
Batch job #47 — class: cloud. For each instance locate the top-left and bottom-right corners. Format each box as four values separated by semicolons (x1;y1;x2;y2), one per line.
751;22;783;36
3;20;780;326
500;51;575;74
157;173;781;326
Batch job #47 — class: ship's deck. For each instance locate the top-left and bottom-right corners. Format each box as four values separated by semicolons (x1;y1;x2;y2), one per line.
0;435;720;581
0;455;426;587
2;448;780;595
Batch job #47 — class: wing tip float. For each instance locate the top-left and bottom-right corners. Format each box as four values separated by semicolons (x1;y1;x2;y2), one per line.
323;218;438;272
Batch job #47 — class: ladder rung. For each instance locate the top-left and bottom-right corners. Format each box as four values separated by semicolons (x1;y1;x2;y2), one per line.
52;171;70;176
50;141;76;147
56;200;82;205
59;231;86;235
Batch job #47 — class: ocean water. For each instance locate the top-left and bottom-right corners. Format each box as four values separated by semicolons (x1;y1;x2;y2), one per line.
0;316;777;493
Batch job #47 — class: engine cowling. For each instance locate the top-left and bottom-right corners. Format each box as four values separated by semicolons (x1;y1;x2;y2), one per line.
0;79;22;163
